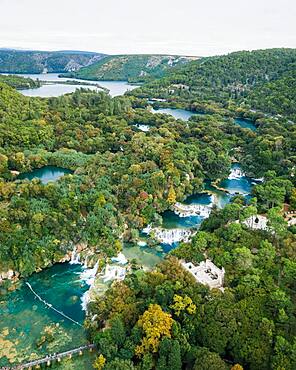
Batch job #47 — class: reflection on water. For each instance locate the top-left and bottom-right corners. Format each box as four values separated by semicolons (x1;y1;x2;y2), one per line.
13;73;140;97
151;107;196;121
18;166;73;184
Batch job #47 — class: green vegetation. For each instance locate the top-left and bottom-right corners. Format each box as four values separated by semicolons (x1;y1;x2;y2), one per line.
65;54;197;82
0;49;106;73
130;48;296;120
0;48;296;369
87;181;296;369
0;74;41;89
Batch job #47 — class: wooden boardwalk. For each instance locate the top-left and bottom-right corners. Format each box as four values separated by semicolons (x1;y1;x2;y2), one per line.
1;344;95;370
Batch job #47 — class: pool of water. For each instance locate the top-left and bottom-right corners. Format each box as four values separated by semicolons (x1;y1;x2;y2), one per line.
0;241;164;366
161;210;203;229
18;166;73;184
0;263;89;366
122;243;164;269
151;107;196;121
161;164;256;231
234;118;257;131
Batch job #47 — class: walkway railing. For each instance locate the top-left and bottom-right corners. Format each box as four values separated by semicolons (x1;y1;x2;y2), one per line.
1;344;96;370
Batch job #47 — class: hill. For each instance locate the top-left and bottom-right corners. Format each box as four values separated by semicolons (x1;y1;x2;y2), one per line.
130;48;296;119
65;54;198;82
0;49;106;73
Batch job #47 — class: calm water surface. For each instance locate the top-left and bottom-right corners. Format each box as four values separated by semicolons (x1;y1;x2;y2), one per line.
234;117;257;131
18;166;73;184
16;73;140;97
151;107;196;121
0;263;89;366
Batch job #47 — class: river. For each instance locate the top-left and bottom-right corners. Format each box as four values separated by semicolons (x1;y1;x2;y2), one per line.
2;73;141;97
151;107;257;130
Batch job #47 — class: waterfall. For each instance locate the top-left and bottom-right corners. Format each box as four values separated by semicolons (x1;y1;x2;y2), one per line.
228;167;245;180
111;252;128;265
145;226;195;245
173;202;212;218
80;261;99;286
70;246;80;265
102;264;126;282
80;261;99;312
81;290;90;312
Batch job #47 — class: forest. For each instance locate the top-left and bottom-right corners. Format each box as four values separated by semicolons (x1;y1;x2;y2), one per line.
0;48;296;369
129;48;296;121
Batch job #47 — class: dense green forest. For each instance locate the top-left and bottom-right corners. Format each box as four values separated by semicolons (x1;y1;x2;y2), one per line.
64;54;197;82
0;48;296;369
0;74;41;89
129;49;296;120
0;49;106;73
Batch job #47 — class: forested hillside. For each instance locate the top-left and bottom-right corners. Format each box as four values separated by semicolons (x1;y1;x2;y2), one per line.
0;49;106;73
130;48;296;119
0;74;41;89
65;54;197;82
0;48;296;369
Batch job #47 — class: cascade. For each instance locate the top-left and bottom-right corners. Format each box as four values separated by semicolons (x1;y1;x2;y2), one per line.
228;167;245;180
70;246;81;265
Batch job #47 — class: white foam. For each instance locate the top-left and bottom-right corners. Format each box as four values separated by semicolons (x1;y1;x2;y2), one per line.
111;252;128;265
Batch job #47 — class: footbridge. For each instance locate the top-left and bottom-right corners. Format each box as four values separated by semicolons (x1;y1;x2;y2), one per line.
1;344;95;370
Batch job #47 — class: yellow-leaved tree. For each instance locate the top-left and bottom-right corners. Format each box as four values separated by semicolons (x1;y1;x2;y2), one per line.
167;185;176;204
170;294;196;317
231;365;244;370
93;354;106;370
135;304;173;356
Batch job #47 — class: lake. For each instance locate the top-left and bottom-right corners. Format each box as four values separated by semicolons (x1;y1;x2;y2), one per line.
15;73;140;97
150;107;257;130
18;166;73;184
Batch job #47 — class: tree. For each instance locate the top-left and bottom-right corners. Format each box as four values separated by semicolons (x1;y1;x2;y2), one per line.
104;358;136;370
135;304;174;356
167;185;176;204
170;294;196;317
193;348;228;370
93;354;106;370
267;207;287;246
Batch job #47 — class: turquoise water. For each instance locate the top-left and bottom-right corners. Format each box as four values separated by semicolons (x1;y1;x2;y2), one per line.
161;164;256;230
234;118;257;131
122;243;164;269
0;244;163;366
0;263;89;366
15;73;140;97
151;107;196;121
162;210;203;229
18;166;73;184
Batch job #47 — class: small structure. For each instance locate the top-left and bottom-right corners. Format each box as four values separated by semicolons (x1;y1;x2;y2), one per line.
181;260;225;290
242;215;268;230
